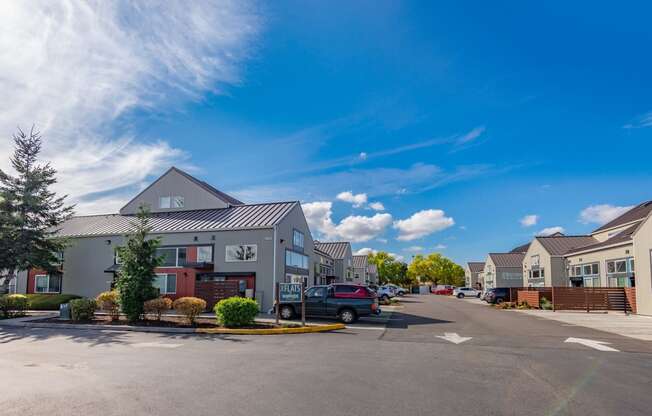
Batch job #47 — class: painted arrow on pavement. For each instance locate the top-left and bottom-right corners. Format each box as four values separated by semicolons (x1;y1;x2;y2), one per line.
436;332;472;344
564;337;619;352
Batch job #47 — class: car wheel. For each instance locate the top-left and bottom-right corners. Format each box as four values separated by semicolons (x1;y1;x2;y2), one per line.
457;293;465;299
398;291;405;297
381;294;390;303
495;297;504;305
279;305;294;320
339;308;357;324
476;293;481;298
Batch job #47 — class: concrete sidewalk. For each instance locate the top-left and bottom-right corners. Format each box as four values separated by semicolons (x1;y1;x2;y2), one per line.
512;309;652;341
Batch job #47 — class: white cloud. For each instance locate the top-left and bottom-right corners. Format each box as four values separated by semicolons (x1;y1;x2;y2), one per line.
434;244;447;250
302;202;392;243
456;126;486;144
377;238;388;244
623;111;652;129
336;191;368;208
334;213;393;242
369;201;385;211
0;1;258;214
537;226;565;236
403;246;424;252
354;248;376;256
520;214;539;227
359;152;368;160
393;209;455;241
579;204;634;225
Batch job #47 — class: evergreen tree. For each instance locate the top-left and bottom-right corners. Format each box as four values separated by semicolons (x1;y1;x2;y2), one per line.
0;127;73;291
115;206;161;321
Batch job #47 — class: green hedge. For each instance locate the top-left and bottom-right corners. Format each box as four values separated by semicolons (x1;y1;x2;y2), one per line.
26;294;81;310
70;298;97;321
214;297;259;327
0;294;28;318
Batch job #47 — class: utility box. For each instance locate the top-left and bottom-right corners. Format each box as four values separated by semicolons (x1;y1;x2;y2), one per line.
59;303;71;320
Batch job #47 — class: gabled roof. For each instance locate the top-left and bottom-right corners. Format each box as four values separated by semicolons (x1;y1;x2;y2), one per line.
535;235;597;256
566;223;638;255
120;167;243;213
314;241;351;259
172;167;244;206
353;255;368;268
467;262;485;273
510;242;531;253
368;263;377;274
58;202;298;237
488;253;525;268
593;200;652;233
314;246;333;259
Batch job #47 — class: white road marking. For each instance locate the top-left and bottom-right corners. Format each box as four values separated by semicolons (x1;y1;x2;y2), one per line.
345;326;386;331
564;337;619;352
436;332;472;344
130;342;183;349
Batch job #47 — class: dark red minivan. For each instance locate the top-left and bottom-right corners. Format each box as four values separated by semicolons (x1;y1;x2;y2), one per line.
332;283;376;299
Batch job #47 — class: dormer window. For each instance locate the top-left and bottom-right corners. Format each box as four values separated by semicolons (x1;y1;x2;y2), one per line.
159;195;184;209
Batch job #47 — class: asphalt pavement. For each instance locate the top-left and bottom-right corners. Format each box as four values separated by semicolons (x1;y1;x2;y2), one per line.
1;295;651;416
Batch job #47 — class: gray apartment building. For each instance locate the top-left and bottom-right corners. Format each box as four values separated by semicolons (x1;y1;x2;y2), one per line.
16;167;315;312
314;241;353;283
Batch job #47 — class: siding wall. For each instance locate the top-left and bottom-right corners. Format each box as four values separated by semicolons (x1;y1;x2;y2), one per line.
633;217;652;315
566;244;635;288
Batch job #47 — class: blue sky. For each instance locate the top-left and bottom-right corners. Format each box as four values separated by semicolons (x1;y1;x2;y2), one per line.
2;1;651;265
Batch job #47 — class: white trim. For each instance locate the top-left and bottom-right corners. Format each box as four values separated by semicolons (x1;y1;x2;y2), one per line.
154;273;177;295
34;274;61;294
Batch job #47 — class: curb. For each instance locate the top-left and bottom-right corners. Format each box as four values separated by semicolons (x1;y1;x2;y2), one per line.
0;319;345;335
196;323;345;335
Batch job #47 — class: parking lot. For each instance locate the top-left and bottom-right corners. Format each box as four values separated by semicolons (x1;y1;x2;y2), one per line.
2;294;652;416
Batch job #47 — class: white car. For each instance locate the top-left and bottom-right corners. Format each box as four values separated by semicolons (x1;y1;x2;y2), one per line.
385;284;408;296
453;287;481;298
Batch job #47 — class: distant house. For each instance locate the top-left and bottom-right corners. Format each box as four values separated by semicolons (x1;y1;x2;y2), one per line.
368;263;378;285
483;253;525;289
314;246;336;285
314;241;353;283
522;233;596;287
352;254;378;285
565;201;652;289
465;262;485;289
16;167;315;312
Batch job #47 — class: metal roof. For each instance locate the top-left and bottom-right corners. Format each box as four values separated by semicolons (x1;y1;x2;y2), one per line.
535;235;597;256
353;255;368;268
314;241;351;259
510;242;531;253
467;262;485;273
314;246;334;259
566;223;638;255
488;253;525;268
58;202;298;237
593;200;652;233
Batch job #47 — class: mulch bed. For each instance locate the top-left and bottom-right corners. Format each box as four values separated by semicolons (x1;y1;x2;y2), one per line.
29;316;296;330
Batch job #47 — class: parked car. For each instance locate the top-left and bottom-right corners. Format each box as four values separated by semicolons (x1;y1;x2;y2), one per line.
431;285;454;295
277;285;380;324
385;283;408;296
332;283;376;299
366;284;393;302
485;288;511;304
453;287;481;298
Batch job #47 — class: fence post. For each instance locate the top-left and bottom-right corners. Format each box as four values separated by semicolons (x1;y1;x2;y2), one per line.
585;289;589;313
551;286;556;312
623;288;628;315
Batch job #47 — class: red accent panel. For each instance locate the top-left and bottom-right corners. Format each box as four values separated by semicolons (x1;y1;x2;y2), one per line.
186;246;197;263
155;267;196;301
27;269;47;294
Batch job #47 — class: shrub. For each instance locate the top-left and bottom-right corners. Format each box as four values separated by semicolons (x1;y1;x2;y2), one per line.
497;301;515;309
214;297;259;328
540;297;553;310
70;298;97;321
96;291;120;321
26;294;81;310
516;301;532;310
0;294;28;318
173;297;206;325
144;297;173;321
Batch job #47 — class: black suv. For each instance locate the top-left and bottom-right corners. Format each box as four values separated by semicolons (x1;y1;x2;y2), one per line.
485;288;510;304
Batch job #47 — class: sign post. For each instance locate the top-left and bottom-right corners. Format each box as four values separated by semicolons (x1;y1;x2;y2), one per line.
301;281;306;327
275;281;280;325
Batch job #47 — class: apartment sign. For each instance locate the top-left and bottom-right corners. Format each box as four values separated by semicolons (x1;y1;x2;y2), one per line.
279;283;303;302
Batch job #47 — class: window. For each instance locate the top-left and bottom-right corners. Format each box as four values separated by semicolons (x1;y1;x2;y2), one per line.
156;247;187;267
293;230;304;249
606;257;634;287
35;274;61;293
306;287;326;298
154;273;176;294
159;196;171;209
173;196;184;208
286;250;309;270
197;246;213;263
226;244;258;262
531;255;540;267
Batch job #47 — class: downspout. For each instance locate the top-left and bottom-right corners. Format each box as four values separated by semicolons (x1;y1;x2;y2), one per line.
272;224;278;306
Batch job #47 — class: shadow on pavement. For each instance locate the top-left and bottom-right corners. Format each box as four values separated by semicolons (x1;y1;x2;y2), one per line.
0;326;249;346
386;311;452;329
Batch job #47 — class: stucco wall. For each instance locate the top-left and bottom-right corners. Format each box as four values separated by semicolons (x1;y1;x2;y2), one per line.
566;243;634;287
633;217;652;315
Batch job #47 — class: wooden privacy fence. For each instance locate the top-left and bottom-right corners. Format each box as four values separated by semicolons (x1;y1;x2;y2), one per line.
551;287;636;313
517;290;553;308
